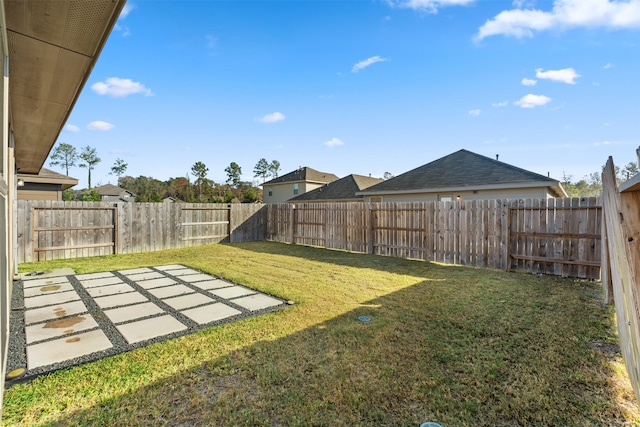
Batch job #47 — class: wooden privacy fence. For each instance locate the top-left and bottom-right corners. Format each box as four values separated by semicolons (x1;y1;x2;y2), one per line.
601;152;640;404
16;201;266;263
266;198;602;280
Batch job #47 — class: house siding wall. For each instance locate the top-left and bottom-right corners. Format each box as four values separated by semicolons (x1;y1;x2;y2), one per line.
263;182;325;203
18;189;63;201
364;187;554;203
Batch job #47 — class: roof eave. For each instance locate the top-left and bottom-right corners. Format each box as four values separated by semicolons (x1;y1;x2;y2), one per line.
357;180;563;196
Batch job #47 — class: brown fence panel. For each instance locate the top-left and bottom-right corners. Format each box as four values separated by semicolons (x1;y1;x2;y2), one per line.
602;155;640;404
508;197;601;280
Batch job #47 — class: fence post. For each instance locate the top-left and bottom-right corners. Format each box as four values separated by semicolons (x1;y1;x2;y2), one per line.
291;204;296;245
367;202;374;254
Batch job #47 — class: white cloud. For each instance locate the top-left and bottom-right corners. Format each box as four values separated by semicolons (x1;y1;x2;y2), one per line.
64;124;79;133
388;0;475;13
87;121;115;131
522;78;537;86
468;109;481;116
120;3;135;19
352;56;388;73
257;112;286;124
514;94;552;108
206;35;218;49
535;67;580;84
475;0;640;41
91;77;153;97
604;62;616;69
323;137;344;147
492;101;509;107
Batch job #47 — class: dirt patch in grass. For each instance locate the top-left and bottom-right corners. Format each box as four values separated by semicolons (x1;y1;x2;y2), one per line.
4;241;640;426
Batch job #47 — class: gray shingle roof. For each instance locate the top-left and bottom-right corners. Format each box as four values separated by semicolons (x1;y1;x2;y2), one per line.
289;174;383;202
93;184;135;196
263;167;339;186
361;149;559;194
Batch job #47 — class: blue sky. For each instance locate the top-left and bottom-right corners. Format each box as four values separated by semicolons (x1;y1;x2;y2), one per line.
55;0;640;189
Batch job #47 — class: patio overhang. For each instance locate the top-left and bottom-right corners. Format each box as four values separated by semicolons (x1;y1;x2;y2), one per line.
5;0;126;174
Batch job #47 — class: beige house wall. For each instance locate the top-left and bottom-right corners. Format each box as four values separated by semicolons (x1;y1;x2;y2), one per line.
264;182;324;203
18;189;63;201
364;187;554;203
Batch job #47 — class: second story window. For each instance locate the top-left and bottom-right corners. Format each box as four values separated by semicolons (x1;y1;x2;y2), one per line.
293;183;299;195
268;187;273;197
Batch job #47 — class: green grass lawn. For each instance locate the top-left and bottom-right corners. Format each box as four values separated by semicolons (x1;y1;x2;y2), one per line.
3;241;639;426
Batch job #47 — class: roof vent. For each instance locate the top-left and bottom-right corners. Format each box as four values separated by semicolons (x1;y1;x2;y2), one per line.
496;154;499;160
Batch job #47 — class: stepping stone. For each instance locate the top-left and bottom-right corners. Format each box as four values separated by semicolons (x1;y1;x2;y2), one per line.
180;274;216;283
93;292;148;309
22;276;69;289
166;269;200;277
24;290;80;309
23;282;74;298
126;272;165;281
136;277;176;289
86;283;135;298
147;285;195;299
104;302;165;324
79;276;123;288
75;272;115;281
209;286;256;300
231;294;282;311
162;293;216;310
26;330;112;369
154;265;185;271
116;315;186;344
190;279;233;291
25;314;99;344
118;267;153;275
25;300;88;325
181;303;241;324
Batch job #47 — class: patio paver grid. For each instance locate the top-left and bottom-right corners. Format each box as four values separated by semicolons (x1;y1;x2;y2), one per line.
6;265;287;385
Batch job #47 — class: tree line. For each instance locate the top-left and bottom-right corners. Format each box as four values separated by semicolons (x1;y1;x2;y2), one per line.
562;161;638;197
48;143;281;203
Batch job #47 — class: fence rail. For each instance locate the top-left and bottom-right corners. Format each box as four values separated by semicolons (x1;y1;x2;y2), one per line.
17;201;265;263
267;198;601;280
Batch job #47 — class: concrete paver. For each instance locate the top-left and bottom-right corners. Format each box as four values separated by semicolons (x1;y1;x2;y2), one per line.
75;272;115;281
86;283;135;298
26;330;112;369
154;264;185;271
79;276;123;288
93;292;148;309
166;268;200;276
25;300;88;325
181;302;241;324
24;290;81;309
104;302;165;324
116;315;187;344
147;284;195;299
118;267;153;275
179;273;217;283
125;272;165;281
25;314;100;344
209;286;256;300
232;294;283;311
162;293;216;310
136;277;176;289
23;282;75;298
190;279;233;291
22;276;70;288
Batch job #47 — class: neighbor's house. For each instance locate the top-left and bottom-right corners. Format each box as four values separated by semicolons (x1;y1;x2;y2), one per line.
358;149;567;202
0;0;126;410
94;184;136;202
262;167;339;203
289;174;382;203
17;168;78;201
